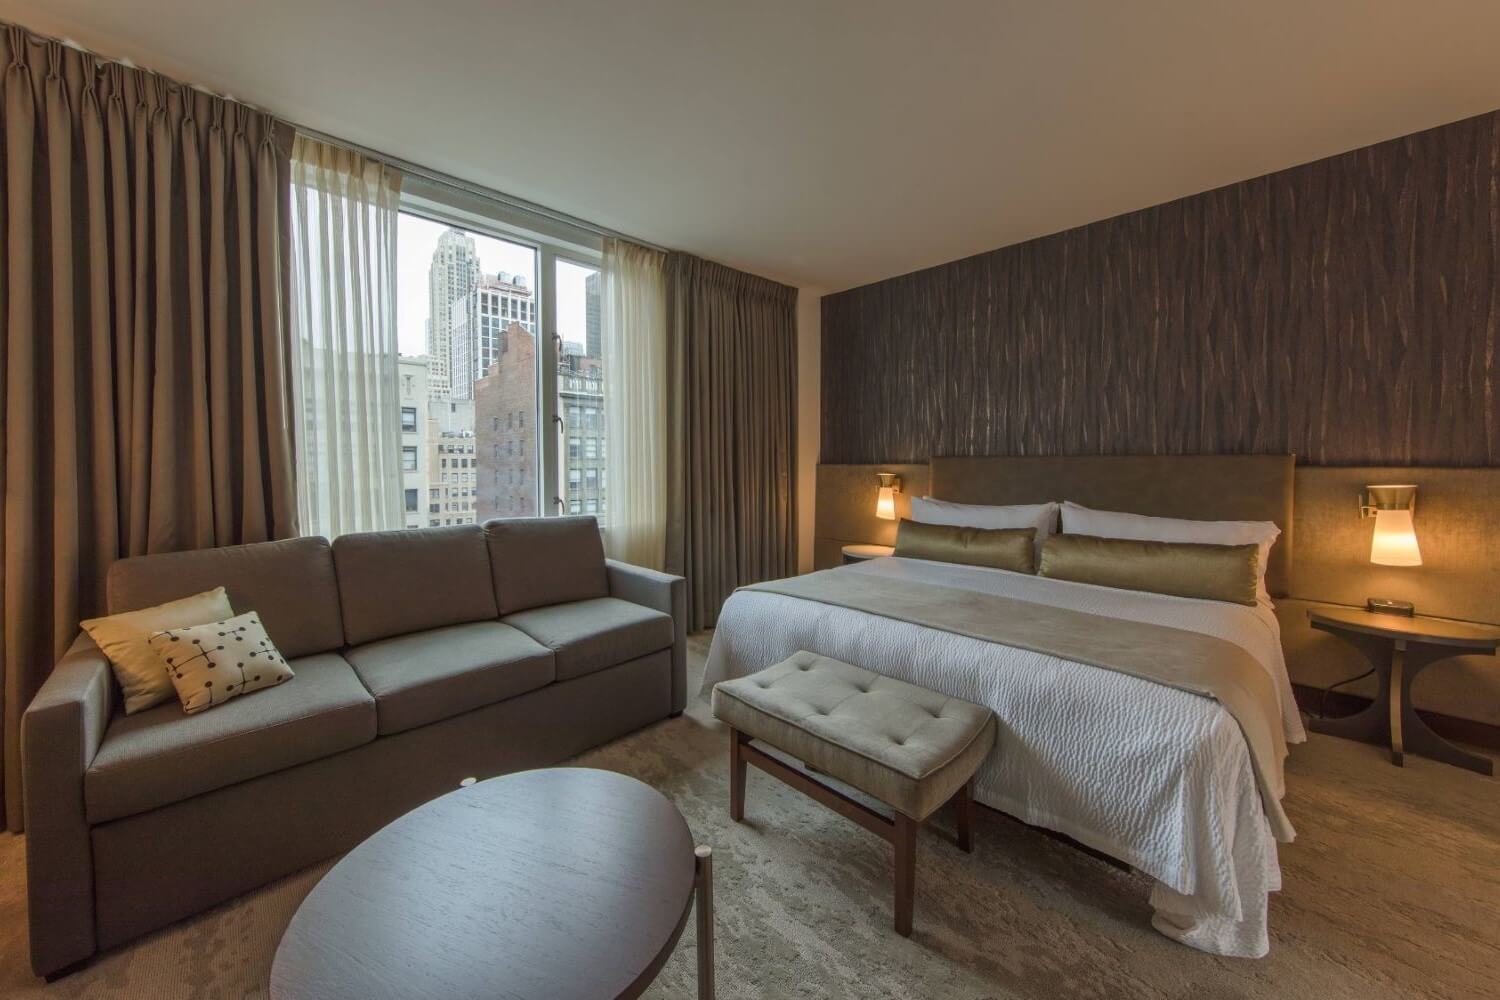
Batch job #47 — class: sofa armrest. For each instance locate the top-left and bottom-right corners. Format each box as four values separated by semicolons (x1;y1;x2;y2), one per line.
22;631;114;977
606;560;688;714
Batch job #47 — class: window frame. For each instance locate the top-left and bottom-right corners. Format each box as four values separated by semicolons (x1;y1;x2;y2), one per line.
399;184;602;519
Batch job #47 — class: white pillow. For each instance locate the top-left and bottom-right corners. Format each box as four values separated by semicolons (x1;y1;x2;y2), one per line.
1059;501;1280;604
909;498;1058;561
148;611;294;714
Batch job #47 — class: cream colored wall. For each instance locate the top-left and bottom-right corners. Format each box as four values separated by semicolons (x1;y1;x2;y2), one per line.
796;289;824;573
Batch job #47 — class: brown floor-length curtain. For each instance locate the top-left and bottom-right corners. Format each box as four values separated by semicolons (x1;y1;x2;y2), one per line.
665;253;798;630
0;25;298;830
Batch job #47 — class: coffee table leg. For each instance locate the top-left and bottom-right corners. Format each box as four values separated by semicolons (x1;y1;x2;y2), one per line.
695;845;715;1000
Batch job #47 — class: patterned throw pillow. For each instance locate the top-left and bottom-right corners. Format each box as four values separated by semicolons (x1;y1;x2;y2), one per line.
147;612;294;714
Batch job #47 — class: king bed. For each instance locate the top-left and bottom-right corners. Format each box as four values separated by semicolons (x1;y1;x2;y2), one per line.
702;454;1306;958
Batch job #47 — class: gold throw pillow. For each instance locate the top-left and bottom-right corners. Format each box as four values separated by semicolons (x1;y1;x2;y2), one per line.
81;587;235;714
893;520;1036;574
148;611;294;714
1038;534;1259;606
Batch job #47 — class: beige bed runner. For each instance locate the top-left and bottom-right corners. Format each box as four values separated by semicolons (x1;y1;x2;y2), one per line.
745;569;1294;842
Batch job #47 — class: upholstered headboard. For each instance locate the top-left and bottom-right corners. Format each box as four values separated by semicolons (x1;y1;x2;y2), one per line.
927;454;1296;597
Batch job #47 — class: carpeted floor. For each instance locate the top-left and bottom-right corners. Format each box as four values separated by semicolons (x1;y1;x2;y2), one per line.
3;634;1498;999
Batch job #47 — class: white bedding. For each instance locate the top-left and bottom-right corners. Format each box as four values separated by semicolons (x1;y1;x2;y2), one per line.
701;556;1306;958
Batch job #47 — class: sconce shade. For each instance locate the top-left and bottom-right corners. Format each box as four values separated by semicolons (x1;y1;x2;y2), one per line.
875;486;897;520
1370;508;1422;567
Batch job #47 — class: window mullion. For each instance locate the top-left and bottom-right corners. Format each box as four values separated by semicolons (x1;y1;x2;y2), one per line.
538;243;561;516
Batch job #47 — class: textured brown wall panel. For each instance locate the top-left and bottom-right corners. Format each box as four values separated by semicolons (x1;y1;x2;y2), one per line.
822;111;1500;467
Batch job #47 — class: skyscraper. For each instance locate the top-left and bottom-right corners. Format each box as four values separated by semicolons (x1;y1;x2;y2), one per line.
584;270;601;360
425;228;482;400
449;272;535;400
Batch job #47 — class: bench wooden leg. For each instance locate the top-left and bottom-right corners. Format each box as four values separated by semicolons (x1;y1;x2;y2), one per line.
893;812;917;937
729;728;747;822
953;779;975;853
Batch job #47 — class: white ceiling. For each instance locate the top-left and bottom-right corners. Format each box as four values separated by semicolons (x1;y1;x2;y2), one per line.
7;1;1500;291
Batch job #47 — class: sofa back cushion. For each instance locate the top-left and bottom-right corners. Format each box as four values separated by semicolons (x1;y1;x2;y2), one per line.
485;516;608;615
107;537;344;659
333;525;499;645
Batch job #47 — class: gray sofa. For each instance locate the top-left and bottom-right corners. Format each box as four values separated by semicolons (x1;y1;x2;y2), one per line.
21;516;686;979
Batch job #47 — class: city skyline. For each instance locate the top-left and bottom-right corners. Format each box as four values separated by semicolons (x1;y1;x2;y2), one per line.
397;213;594;360
397;216;606;526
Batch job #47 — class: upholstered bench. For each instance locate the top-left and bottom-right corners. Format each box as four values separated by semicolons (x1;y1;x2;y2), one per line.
711;651;997;935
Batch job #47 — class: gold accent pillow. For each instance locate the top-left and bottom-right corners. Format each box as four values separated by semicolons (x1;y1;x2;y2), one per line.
81;587;235;714
893;519;1036;574
148;612;294;714
1038;534;1259;606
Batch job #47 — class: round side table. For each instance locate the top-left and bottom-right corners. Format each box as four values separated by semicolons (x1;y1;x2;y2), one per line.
842;543;895;565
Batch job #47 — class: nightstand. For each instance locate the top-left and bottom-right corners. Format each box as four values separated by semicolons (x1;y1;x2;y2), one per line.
1307;606;1500;775
842;543;895;565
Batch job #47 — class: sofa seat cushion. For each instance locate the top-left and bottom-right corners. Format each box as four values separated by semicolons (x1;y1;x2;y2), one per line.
85;653;375;824
710;651;997;820
503;597;673;682
343;621;555;736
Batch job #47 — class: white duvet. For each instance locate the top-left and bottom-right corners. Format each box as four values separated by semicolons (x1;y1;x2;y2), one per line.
701;556;1306;958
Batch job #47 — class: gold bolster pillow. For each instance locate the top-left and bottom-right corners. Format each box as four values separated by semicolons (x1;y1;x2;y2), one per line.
1038;534;1260;605
893;520;1036;574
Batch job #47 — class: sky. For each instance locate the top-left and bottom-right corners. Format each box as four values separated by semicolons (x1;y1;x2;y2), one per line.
396;212;594;357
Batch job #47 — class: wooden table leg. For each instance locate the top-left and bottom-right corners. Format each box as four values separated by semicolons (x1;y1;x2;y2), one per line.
729;729;747;822
695;845;715;1000
893;813;916;937
1397;645;1496;776
953;779;975;853
1306;630;1394;746
1389;642;1405;767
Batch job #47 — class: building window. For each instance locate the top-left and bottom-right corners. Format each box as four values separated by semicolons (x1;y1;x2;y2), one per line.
401;406;418;433
404;488;418;513
402;446;418;472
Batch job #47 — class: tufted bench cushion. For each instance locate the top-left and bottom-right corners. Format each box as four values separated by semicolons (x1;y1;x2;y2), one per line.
711;651;996;821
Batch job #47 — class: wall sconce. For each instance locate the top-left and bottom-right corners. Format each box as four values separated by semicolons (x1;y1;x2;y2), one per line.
875;472;901;521
1360;484;1420;615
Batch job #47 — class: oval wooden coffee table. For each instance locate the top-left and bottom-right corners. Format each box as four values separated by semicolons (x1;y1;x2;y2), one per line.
270;768;714;999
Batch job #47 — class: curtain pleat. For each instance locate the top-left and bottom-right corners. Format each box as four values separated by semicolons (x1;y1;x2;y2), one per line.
665;253;798;630
287;135;403;540
0;24;297;831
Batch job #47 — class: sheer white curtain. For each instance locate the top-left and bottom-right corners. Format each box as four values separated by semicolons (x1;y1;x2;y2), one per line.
288;136;404;539
601;238;668;568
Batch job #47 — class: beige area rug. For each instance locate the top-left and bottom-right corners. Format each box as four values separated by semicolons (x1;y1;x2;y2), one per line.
3;634;1498;999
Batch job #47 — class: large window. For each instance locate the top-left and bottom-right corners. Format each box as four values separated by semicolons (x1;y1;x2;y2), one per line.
395;211;547;524
387;184;606;530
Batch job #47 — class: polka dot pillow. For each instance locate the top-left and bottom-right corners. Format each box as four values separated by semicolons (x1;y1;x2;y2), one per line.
147;611;294;714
